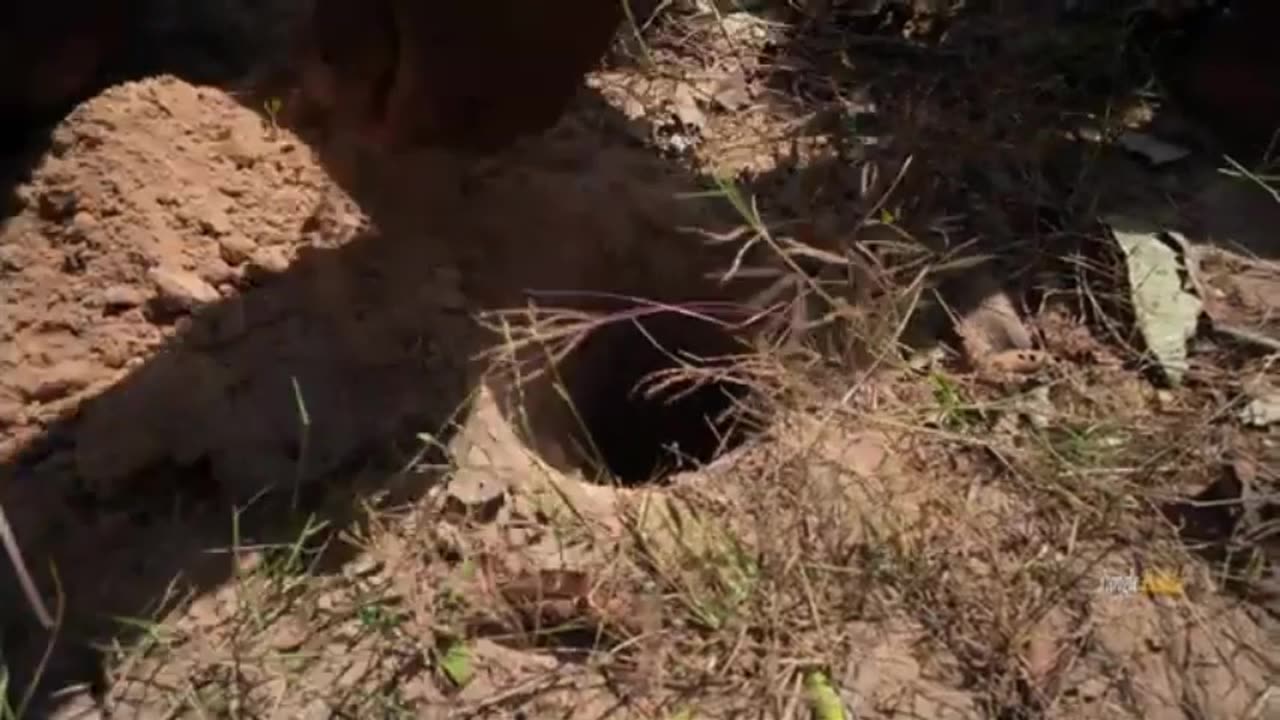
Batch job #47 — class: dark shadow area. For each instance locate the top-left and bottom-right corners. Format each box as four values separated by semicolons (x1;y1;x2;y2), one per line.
643;0;1280;375
544;310;754;484
0;0;304;167
734;0;1280;629
697;0;1280;385
0;52;778;719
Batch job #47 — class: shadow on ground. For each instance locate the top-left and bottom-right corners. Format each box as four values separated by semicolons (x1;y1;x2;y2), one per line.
754;0;1280;256
1;2;1278;716
0;48;932;717
0;77;778;712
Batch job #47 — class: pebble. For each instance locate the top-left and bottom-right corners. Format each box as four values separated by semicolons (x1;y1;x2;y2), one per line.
96;338;133;369
66;211;99;240
38;189;78;221
198;257;237;285
268;616;311;652
148;266;221;310
218;139;259;169
249;246;291;274
217;233;257;264
0;243;27;271
198;208;234;237
101;284;146;309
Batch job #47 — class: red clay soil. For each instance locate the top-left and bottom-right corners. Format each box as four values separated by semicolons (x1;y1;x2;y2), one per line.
0;73;747;495
0;75;757;700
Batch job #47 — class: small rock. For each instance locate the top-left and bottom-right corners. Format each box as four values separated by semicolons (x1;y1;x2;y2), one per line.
218;139;260;169
47;127;76;157
443;474;507;523
12;185;36;210
217;233;257;264
101;284;146;309
268;615;311;652
839;432;890;479
217;181;248;198
249;246;291;274
38;189;78;221
672;83;707;130
149;266;221;310
712;72;752;111
621;96;647;121
66;211;98;240
0;243;27;271
344;555;383;579
96;339;133;369
1240;392;1280;428
198;208;234;237
198;258;236;285
1075;676;1109;701
316;591;340;614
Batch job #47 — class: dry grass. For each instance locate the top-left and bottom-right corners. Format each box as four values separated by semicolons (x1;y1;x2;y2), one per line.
5;2;1279;719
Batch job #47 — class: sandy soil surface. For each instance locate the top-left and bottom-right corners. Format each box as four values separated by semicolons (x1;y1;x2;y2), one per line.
0;3;1277;719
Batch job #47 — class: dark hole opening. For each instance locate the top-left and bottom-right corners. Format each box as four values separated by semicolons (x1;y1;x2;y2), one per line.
552;309;756;485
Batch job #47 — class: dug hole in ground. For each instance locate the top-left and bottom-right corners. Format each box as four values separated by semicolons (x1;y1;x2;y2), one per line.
1;2;1279;719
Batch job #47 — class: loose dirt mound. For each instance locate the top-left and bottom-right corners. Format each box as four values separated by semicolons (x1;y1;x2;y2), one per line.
0;75;742;498
0;74;759;700
1;78;343;461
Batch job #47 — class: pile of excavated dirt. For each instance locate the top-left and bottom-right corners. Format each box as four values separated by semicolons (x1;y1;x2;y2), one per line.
0;75;760;696
0;81;417;539
0;74;747;490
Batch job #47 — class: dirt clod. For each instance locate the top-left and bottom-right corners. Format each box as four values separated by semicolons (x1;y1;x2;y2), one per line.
148;266;221;310
216;233;256;264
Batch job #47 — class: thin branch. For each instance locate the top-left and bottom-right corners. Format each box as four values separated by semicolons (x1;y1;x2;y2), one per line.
0;500;53;629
